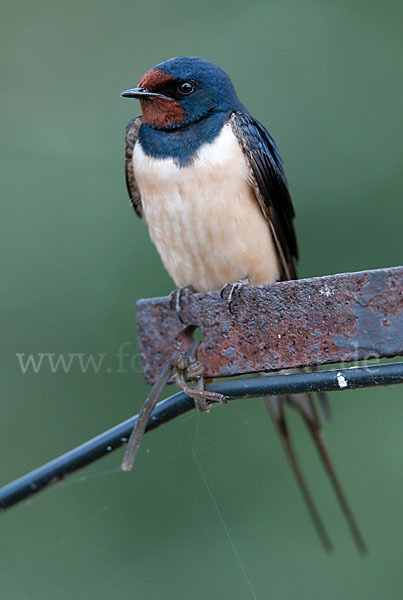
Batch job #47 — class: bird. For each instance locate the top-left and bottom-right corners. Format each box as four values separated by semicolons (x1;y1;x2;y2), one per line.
120;56;366;552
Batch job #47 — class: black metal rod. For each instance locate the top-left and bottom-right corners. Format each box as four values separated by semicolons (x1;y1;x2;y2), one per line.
1;362;402;513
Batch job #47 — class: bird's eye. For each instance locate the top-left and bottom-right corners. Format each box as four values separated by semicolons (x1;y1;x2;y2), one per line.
177;81;195;95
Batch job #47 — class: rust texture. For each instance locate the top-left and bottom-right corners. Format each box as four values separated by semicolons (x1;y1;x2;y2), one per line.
136;267;403;384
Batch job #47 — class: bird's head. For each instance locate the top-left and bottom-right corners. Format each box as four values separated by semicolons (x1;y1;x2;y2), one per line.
121;56;242;130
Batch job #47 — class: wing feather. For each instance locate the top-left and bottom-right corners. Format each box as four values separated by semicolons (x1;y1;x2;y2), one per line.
230;111;298;280
125;117;143;218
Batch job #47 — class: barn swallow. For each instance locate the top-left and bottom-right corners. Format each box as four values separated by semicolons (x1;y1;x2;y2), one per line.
121;56;366;552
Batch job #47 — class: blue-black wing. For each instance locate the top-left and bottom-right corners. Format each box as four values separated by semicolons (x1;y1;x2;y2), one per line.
125;117;143;218
230;111;298;280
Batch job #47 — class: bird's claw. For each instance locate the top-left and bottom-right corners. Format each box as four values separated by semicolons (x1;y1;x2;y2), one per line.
170;286;195;323
220;278;250;314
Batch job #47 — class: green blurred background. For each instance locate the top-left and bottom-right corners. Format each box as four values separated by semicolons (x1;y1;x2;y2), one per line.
1;0;402;598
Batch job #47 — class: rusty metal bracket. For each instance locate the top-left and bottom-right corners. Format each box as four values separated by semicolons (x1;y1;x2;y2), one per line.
0;266;401;515
137;267;403;384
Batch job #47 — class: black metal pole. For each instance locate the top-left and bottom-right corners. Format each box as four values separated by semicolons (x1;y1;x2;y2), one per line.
1;362;402;513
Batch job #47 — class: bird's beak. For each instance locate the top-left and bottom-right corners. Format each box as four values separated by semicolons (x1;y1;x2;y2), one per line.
120;87;173;101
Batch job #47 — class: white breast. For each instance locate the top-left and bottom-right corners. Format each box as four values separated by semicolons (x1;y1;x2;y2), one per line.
132;124;280;292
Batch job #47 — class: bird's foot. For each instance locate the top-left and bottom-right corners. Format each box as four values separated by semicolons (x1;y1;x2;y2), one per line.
170;286;196;323
220;278;250;314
